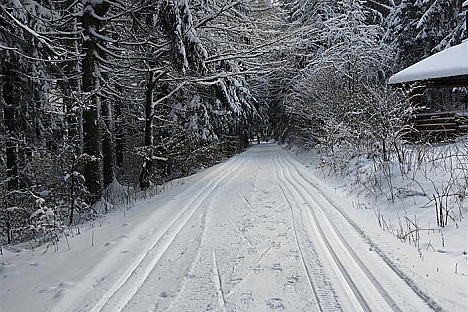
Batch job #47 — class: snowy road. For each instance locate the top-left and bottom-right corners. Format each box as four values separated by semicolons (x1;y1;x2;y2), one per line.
51;144;441;312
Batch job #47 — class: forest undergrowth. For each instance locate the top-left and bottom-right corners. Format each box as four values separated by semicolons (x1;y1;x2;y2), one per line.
313;136;468;253
0;141;242;249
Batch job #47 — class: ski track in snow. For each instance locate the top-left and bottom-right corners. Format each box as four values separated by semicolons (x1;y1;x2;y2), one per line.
49;144;449;312
276;149;396;311
284;157;446;312
91;156;246;312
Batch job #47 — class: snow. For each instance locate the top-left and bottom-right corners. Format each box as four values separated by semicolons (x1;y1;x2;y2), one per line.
388;40;468;85
1;144;466;312
292;142;468;309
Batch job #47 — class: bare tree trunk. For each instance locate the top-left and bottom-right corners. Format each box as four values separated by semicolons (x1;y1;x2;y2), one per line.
82;98;103;203
102;98;116;188
140;71;155;190
63;7;83;153
115;85;124;168
81;0;111;203
2;66;19;191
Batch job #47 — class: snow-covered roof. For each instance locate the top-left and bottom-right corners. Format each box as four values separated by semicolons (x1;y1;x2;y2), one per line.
388;40;468;86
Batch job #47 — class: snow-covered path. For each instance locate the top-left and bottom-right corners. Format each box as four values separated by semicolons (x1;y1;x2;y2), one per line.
5;144;462;312
44;143;443;312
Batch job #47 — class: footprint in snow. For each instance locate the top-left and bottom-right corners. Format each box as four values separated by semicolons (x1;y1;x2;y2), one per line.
95;276;106;285
271;241;281;248
253;265;264;274
286;275;299;286
266;298;284;310
54;289;65;299
40;282;74;298
272;263;282;272
186;273;196;279
230;277;243;284
241;291;254;304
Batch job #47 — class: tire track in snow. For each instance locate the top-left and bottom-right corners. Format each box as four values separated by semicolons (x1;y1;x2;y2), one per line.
276;149;400;312
283;154;445;312
89;157;245;312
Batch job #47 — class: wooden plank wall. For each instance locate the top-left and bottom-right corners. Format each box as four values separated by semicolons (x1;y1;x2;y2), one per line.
404;111;468;142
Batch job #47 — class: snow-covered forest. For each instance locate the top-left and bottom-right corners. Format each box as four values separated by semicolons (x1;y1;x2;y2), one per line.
0;0;466;246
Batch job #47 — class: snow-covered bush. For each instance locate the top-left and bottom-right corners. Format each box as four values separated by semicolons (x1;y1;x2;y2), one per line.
29;196;63;245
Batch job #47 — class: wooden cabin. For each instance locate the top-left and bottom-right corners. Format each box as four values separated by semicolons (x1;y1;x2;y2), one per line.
388;40;468;141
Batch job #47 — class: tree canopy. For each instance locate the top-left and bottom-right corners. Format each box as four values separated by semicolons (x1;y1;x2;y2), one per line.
1;0;465;244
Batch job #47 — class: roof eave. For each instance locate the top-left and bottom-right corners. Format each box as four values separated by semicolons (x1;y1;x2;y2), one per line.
388;74;468;89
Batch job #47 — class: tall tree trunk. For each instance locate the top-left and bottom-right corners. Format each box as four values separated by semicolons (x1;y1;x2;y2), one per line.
63;7;82;152
73;3;84;152
81;0;111;203
82;97;103;203
2;66;19;191
139;71;155;190
99;43;115;189
32;85;42;141
102;98;116;188
115;84;124;168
